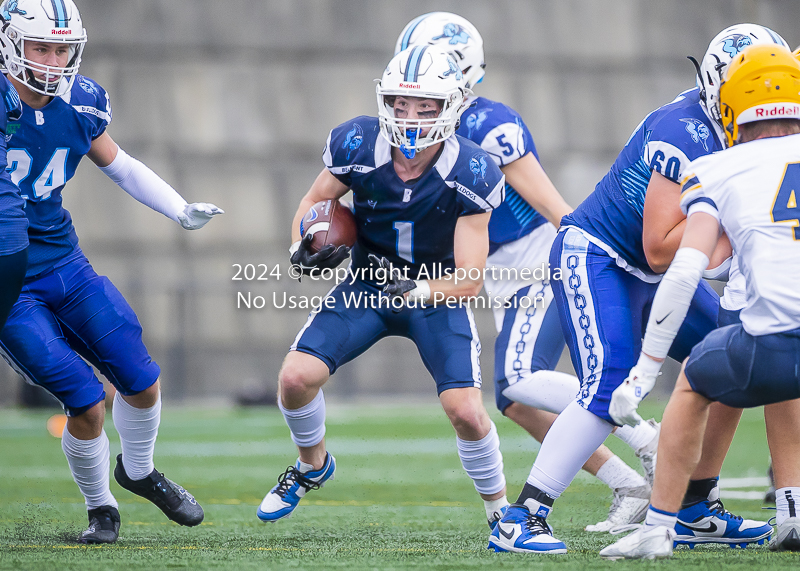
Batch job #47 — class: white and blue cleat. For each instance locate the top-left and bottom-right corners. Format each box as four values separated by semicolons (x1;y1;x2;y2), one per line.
488;504;567;554
675;498;771;548
257;453;336;522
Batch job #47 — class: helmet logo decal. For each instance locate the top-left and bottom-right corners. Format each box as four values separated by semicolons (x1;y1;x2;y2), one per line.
680;118;711;151
441;56;462;81
2;1;32;20
469;154;487;184
342;123;364;160
432;23;470;45
721;34;752;58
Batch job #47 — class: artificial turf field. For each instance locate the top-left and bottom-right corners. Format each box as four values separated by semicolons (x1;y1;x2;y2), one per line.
1;400;797;570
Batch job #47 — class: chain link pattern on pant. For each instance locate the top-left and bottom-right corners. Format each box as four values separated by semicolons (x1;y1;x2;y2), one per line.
566;254;598;405
510;280;549;381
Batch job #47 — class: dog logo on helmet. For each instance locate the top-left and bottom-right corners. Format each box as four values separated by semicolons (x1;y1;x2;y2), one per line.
721;34;753;58
441;56;463;81
342;123;364;160
680;118;711;152
1;1;32;20
432;23;470;46
469;154;487;184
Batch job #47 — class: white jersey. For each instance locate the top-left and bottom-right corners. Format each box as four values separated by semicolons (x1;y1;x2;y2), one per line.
680;133;800;335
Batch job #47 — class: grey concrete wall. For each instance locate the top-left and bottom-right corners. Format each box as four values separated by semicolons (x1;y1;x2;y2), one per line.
1;0;798;405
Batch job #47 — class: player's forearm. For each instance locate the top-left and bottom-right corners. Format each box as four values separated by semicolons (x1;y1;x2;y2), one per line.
427;271;484;301
98;146;187;221
641;247;708;361
502;154;572;228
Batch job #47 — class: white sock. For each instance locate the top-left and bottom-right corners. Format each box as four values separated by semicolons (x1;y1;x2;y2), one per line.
614;420;657;453
776;487;800;525
457;421;506;495
279;389;326;448
527;401;614;498
61;428;118;510
484;496;509;522
113;391;161;481
501;370;580;414
645;505;677;529
595;456;648;490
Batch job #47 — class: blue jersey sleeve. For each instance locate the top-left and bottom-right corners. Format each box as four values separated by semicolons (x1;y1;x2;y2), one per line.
461;99;537;167
0;75;21;124
322;116;379;187
70;75;112;140
450;143;506;216
643;110;716;183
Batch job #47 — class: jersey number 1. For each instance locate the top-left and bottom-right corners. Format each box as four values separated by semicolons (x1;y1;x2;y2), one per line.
6;148;70;201
770;163;800;240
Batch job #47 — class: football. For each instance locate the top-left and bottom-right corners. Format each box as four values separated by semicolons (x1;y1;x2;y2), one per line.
300;199;357;253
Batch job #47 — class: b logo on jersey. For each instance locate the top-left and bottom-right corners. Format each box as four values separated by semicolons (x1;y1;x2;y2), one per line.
469;154;487;185
342;123;363;160
721;34;752;58
432;23;470;45
465;110;489;139
1;1;32;21
680;118;711;152
440;55;463;81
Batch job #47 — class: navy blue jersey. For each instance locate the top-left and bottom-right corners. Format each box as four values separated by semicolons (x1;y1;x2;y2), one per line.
323;116;505;279
562;88;723;274
0;73;27;256
457;97;545;253
5;74;111;276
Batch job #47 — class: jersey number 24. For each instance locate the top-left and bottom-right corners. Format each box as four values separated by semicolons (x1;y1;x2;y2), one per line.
6;148;70;201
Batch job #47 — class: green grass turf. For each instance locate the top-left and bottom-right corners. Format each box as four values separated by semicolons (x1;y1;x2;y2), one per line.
0;401;795;570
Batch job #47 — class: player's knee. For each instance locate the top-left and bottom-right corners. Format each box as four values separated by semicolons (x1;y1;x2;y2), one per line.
444;401;488;436
278;357;327;399
67;401;105;439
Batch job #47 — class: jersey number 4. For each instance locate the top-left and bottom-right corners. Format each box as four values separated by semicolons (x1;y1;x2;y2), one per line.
6;148;70;201
770;162;800;240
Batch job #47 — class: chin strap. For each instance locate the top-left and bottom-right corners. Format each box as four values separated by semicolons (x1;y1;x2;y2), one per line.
687;56;706;103
399;128;418;159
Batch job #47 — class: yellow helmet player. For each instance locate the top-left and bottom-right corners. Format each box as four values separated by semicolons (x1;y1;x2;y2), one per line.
719;44;800;147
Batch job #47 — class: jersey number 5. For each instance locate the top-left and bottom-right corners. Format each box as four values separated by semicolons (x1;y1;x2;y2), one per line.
6;148;70;201
770;162;800;240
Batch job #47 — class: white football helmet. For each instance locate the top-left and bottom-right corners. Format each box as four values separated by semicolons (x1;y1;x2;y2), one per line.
377;46;469;159
697;23;787;123
0;0;87;97
395;12;485;89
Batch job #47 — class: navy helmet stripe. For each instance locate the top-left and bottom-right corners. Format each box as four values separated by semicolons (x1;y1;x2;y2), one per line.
681;175;700;193
404;46;428;82
764;26;787;47
400;13;431;51
51;0;67;28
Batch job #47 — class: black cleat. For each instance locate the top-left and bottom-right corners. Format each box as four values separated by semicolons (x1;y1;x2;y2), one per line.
79;505;120;544
114;454;204;527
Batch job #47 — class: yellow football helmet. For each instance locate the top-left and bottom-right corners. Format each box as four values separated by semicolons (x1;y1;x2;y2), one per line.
795;46;800;59
719;44;800;147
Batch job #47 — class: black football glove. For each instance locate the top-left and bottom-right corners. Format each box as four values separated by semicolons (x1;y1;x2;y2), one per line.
290;233;350;278
368;254;416;311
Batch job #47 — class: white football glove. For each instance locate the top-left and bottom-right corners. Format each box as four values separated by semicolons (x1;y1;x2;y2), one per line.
177;202;224;230
609;359;660;427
